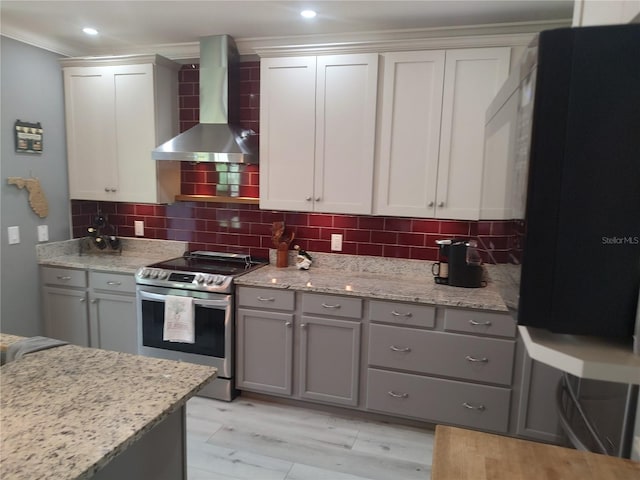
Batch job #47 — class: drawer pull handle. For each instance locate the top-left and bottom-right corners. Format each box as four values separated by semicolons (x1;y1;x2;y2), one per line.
469;319;492;326
56;276;72;281
387;391;409;399
391;310;412;318
106;281;122;286
285;322;292;328
321;303;341;309
257;296;275;302
463;402;486;411
465;355;488;363
389;345;412;353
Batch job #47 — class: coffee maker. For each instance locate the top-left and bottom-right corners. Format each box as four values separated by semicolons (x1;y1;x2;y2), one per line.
433;239;485;288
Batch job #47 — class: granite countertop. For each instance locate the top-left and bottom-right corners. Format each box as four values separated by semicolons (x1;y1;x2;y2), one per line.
0;334;216;480
36;238;188;274
236;251;508;312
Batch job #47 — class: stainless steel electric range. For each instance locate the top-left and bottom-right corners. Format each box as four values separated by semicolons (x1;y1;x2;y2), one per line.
135;251;267;401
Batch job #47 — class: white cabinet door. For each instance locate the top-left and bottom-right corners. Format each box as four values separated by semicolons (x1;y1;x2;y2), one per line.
63;58;180;204
436;48;510;219
375;51;445;216
260;54;378;214
315;54;378;214
259;56;316;211
64;67;119;201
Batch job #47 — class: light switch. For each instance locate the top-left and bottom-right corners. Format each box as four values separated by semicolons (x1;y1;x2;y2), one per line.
134;220;144;237
8;226;20;244
38;225;49;242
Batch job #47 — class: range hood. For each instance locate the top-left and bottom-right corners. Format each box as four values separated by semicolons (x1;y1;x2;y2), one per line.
152;35;257;164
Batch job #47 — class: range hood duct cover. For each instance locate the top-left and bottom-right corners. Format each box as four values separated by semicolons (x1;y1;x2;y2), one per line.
152;35;257;164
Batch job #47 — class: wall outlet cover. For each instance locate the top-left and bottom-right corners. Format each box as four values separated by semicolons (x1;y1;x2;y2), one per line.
37;225;49;242
134;220;144;237
331;233;343;251
8;226;20;245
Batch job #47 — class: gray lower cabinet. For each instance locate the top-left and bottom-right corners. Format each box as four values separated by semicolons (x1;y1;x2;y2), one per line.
366;300;516;434
89;271;138;354
236;287;362;408
516;348;563;443
236;308;294;395
41;266;138;354
299;315;361;406
42;266;90;347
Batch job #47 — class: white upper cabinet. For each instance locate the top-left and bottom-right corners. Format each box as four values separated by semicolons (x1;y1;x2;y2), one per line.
375;47;510;219
260;54;378;214
573;0;640;26
375;50;446;217
62;56;181;204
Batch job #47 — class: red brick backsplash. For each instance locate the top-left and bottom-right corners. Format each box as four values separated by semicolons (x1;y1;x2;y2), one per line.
69;60;491;263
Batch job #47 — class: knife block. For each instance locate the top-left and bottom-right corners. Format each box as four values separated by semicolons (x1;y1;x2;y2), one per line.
276;248;289;268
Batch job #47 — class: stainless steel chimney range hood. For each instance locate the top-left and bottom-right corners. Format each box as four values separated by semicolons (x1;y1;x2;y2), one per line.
152;35;258;164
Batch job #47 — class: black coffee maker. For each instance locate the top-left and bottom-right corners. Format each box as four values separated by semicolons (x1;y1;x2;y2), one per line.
433;239;485;288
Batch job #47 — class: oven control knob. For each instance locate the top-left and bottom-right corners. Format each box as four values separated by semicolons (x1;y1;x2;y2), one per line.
140;269;149;278
195;274;205;284
215;276;225;285
205;275;214;285
150;270;159;279
158;271;168;280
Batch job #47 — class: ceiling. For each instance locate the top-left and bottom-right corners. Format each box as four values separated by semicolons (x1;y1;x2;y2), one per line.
1;1;574;59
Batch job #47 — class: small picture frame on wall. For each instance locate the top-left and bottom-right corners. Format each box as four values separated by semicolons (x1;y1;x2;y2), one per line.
14;120;43;154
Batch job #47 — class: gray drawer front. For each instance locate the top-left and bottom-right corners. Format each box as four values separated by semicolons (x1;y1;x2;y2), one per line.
369;300;435;328
89;271;135;293
444;308;516;338
302;293;362;319
369;324;515;386
41;266;87;288
367;368;511;433
237;286;295;311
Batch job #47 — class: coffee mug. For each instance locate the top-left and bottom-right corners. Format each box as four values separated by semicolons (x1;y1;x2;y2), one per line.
432;262;449;278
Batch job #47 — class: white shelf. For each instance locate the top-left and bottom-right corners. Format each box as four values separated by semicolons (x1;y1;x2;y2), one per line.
519;326;640;385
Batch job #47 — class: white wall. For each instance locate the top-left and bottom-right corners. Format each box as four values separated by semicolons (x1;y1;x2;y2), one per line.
1;36;71;336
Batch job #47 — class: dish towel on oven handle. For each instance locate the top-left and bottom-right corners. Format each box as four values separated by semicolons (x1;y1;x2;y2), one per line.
163;295;195;343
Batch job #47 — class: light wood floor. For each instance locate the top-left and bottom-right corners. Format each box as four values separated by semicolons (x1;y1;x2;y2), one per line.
186;395;434;480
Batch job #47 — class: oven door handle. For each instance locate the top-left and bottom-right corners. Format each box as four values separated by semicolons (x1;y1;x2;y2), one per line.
138;290;230;308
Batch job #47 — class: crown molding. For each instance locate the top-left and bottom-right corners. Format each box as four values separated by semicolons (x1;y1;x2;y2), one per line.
3;18;571;61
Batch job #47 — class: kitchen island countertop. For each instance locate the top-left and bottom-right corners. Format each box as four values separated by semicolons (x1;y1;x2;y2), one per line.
236;252;508;312
0;333;216;480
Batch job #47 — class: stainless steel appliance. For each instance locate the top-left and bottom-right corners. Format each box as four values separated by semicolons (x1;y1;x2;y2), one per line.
135;251;267;401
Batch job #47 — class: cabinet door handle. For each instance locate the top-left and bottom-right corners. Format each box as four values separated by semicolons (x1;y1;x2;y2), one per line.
56;276;72;281
389;345;411;353
285;322;292;328
104;187;110;192
79;298;86;303
257;296;275;302
391;310;412;318
306;196;312;201
469;319;492;326
462;402;486;411
321;303;341;309
465;355;488;363
106;281;121;286
90;299;97;304
438;201;445;207
300;323;306;328
428;201;434;207
315;197;321;202
387;391;409;399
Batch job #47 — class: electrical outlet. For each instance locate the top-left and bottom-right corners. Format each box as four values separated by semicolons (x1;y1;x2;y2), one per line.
8;226;20;245
331;233;343;251
134;221;144;237
37;225;49;242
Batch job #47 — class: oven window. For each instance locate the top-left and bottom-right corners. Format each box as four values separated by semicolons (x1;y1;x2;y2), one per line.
141;300;225;357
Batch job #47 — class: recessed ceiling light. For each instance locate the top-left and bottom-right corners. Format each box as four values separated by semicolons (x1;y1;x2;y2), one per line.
300;9;317;19
82;27;98;36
